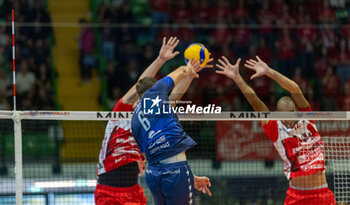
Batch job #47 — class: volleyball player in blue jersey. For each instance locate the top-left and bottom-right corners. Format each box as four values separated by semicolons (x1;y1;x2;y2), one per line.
131;59;212;205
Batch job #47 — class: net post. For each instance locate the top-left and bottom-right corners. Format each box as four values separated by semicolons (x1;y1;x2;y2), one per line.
13;111;22;205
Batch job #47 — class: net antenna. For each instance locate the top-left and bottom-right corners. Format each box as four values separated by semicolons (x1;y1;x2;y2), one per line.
12;9;16;111
12;9;23;205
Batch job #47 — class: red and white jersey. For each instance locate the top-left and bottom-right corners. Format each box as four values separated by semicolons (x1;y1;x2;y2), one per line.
97;98;143;175
262;106;325;180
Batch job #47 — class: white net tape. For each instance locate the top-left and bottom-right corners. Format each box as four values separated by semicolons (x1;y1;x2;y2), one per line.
0;110;349;121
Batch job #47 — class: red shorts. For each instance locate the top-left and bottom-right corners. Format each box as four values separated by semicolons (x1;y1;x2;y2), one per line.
95;184;147;205
285;187;336;205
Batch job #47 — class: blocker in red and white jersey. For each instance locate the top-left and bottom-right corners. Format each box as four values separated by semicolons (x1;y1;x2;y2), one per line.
97;98;144;175
262;106;325;180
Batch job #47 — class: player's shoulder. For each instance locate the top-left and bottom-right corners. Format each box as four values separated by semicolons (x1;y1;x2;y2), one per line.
113;98;133;112
262;120;277;128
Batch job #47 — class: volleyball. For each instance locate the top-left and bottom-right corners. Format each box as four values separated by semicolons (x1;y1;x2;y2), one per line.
184;43;210;67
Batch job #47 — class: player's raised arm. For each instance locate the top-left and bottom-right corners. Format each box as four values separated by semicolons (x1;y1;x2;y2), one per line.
122;37;180;104
216;56;269;123
168;58;213;106
245;56;309;109
167;58;204;86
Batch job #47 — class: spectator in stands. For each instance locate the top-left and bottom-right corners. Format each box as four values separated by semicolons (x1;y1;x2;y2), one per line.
0;69;10;94
194;0;211;37
293;67;310;93
271;0;286;19
212;0;231;23
78;19;95;84
232;0;249;23
171;0;191;23
277;28;296;78
257;0;275;47
33;86;55;110
320;25;338;50
194;0;210;24
149;0;170;39
0;90;10;110
292;3;307;24
101;28;115;61
318;0;336;24
340;80;350;110
297;15;317;78
0;47;6;68
37;63;50;81
25;0;52;40
315;46;330;78
322;66;342;110
211;86;233;111
336;38;350;82
232;19;252;58
107;87;122;110
115;23;136;46
16;60;36;98
176;19;195;47
256;38;273;65
138;43;156;71
106;62;121;96
115;1;134;23
149;0;170;24
97;2;112;23
125;60;139;87
211;20;232;47
33;39;50;66
118;41;138;68
0;25;9;47
276;4;295;35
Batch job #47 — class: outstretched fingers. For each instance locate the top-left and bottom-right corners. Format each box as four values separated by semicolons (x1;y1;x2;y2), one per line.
250;73;260;80
218;58;227;67
246;59;257;66
215;70;226;75
244;60;256;70
169;36;178;47
216;64;226;71
166;36;173;46
203;58;214;68
204;185;212;196
162;37;166;47
193;60;201;71
171;39;180;48
171;51;180;58
222;56;231;65
256;55;262;62
235;58;241;67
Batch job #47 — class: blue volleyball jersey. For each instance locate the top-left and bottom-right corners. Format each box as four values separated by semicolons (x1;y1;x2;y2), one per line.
131;76;197;164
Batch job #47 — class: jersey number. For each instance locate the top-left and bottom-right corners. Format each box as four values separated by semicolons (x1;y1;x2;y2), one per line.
138;111;151;131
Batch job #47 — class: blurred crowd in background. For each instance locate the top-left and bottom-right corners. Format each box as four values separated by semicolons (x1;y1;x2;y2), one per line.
0;0;55;110
91;0;350;111
1;0;350;111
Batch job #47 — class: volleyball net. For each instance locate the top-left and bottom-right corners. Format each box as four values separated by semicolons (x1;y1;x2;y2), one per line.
0;111;349;205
